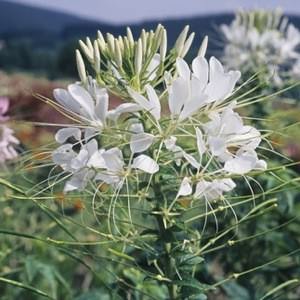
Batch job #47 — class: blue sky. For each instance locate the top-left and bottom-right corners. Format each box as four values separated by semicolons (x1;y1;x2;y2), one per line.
9;0;300;23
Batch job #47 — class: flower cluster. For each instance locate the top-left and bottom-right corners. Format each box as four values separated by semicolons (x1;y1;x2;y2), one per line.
51;44;266;203
220;9;300;86
0;97;19;164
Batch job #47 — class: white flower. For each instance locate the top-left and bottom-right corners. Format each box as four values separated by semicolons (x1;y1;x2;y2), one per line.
52;139;103;192
0;125;20;163
0;98;19;163
224;149;267;175
220;10;300;85
169;56;240;121
128;85;161;121
95;147;159;188
177;177;193;198
194;178;236;201
164;136;184;166
130;56;240;122
129;123;155;154
54;83;140;129
204;106;262;163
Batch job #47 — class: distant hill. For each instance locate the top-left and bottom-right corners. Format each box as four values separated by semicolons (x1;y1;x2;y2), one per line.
0;0;231;46
0;0;82;35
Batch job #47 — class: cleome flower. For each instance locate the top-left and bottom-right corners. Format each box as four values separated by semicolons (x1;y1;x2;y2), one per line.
129;56;240;122
220;9;300;85
54;79;140;131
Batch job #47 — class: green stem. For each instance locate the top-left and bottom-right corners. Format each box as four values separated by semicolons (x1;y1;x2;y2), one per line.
155;213;178;300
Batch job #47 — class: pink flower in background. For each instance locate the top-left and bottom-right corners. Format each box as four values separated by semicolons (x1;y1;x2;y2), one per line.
0;97;19;163
0;97;10;122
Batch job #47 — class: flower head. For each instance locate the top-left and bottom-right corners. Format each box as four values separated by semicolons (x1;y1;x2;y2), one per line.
220;9;300;85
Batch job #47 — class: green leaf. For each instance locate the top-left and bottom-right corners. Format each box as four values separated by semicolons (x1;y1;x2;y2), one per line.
174;278;211;297
222;282;250;300
0;276;53;299
180;254;204;266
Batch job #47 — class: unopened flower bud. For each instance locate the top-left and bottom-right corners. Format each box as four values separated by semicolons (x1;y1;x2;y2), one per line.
175;25;189;56
76;49;87;83
180;32;194;58
114;39;123;67
79;40;93;62
127;27;135;48
86;37;94;53
135;38;143;74
93;40;101;73
160;29;167;62
198;35;208;57
106;33;115;55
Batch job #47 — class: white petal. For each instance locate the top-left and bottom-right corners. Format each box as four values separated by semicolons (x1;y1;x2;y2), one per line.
177;177;192;197
95;172;121;185
64;169;94;193
95;88;109;125
179;93;207;121
85;139;98;156
217;179;236;192
146;85;161;121
168;77;188;116
183;152;200;169
205;57;240;102
128;88;159;120
192;56;209;90
255;159;267;170
87;149;106;169
196;127;206;156
130;123;144;134
52;144;76;169
68;84;95;117
107;103;141;121
208;137;226;157
194;180;210;198
102;147;124;172
70;149;89;170
128;89;152;111
176;57;191;78
224;154;257;174
130;133;154;153
55;128;81;144
147;53;161;81
132;155;159;174
53;88;81;114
